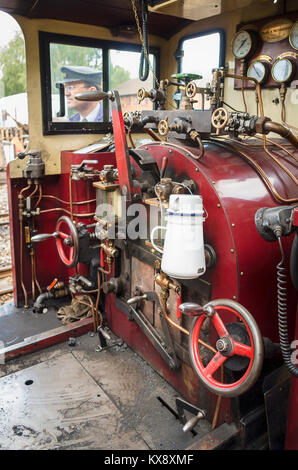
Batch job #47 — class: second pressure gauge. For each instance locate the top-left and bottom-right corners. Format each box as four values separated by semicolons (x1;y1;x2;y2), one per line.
289;20;298;50
247;61;269;84
271;57;295;83
232;30;257;59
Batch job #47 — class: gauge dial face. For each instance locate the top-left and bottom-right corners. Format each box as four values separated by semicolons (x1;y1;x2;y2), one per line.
272;58;294;83
247;61;268;84
289;21;298;50
232;30;254;59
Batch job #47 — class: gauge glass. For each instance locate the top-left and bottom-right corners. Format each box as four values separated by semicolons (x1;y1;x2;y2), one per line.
247;61;267;84
232;30;253;59
272;58;294;83
289;21;298;50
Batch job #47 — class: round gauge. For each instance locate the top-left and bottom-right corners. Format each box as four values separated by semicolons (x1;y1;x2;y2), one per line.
232;30;256;59
247;61;269;84
289;20;298;50
271;57;295;83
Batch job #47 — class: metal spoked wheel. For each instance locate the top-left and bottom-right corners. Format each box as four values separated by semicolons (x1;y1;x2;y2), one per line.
55;216;79;268
189;299;264;397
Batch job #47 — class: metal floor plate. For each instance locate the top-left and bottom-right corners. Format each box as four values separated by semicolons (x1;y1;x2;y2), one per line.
0;334;211;450
0;352;148;450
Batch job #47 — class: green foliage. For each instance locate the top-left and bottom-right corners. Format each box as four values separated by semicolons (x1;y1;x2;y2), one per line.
110;65;131;89
0;31;26;96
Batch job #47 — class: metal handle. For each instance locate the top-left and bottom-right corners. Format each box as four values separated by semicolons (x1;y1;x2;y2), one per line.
127;294;148;305
179;302;215;317
31;232;59;243
75;90;114;102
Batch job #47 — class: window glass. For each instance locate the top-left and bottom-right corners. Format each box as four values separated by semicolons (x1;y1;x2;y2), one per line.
109;49;155;114
180;32;221;109
50;43;103;122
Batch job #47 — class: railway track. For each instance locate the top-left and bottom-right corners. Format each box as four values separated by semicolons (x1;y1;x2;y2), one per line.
0;177;13;301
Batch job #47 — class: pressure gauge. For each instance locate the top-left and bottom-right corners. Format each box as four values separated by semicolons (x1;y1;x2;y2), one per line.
232;30;256;59
271;57;295;83
289;21;298;50
247;61;269;84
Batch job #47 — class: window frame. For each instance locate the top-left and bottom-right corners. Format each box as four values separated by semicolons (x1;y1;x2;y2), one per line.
175;28;226;76
39;31;160;135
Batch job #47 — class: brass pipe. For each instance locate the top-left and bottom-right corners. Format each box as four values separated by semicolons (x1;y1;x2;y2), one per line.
144;128;163;142
19;218;28;308
69;174;73;221
225;73;264;117
263;121;298;151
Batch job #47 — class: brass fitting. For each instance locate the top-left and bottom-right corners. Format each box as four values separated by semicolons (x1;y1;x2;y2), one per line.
154;271;180;295
100;241;118;266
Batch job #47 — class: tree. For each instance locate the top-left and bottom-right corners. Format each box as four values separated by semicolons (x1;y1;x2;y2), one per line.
110;65;131;89
0;31;26;96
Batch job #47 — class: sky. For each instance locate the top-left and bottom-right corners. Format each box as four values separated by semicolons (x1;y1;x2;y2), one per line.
0;11;22;49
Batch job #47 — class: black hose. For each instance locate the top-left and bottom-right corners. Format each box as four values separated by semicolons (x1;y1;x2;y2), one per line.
139;0;149;81
290;230;298;291
276;236;298;377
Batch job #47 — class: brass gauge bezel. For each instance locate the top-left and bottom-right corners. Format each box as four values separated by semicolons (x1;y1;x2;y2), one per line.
271;57;295;83
232;29;258;60
289;20;298;50
260;18;293;43
247;60;269;84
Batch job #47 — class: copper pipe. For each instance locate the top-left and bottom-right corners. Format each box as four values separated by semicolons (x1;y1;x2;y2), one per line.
69;174;73;221
71;295;98;332
33;194;96;205
27;184;39;199
254;135;298;164
263;121;298;150
144;128;163;142
19;182;32;197
19;218;28;307
34;184;42;209
95;269;103;328
30;250;36;301
160;296;217;354
225;73;264;117
211;138;298;203
127;130;136;148
195;135;204;159
39;207;95;218
32;248;42;295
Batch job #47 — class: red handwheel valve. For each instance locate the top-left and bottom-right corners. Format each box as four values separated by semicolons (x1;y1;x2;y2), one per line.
179;299;264;397
55;216;79;268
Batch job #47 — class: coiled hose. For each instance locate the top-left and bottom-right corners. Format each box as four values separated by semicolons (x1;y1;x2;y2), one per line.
139;0;149;81
277;236;298;377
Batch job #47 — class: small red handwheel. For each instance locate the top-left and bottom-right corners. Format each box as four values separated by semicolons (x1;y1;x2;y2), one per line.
189;299;264;397
55;216;79;268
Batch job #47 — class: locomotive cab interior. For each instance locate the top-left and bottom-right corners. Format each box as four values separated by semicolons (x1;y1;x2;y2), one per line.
0;0;297;452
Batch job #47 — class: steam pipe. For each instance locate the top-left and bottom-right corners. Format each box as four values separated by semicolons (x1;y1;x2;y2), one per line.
263;121;298;150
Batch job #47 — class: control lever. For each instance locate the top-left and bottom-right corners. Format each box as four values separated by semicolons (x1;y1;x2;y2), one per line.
179;302;215;317
127;294;148;305
183;411;206;433
31;232;60;243
75;90;114;102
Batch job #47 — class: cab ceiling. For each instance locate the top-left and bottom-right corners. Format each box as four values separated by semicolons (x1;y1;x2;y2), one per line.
0;0;193;39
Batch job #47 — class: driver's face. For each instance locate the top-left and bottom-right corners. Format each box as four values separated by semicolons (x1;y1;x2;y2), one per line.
64;81;95;110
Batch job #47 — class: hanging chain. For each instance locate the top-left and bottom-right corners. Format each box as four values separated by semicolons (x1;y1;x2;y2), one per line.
131;0;160;87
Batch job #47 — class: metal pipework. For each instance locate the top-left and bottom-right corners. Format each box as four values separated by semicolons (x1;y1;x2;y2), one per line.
262;120;298;150
154;272;180;295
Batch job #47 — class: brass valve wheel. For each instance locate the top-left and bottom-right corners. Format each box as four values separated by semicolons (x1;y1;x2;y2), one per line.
186;81;198;99
137;87;147;103
211;107;229;130
158;117;169;136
